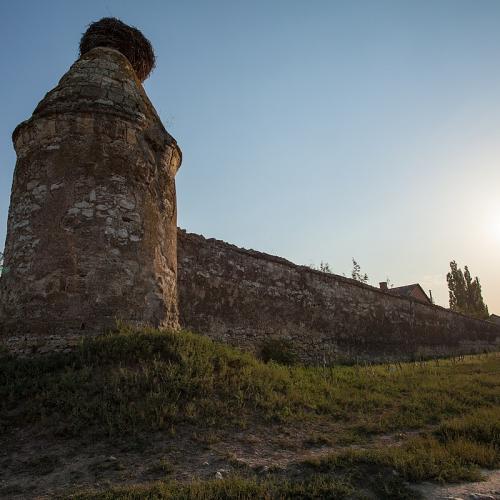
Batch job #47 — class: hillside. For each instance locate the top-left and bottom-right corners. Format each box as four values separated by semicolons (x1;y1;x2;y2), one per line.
0;326;499;499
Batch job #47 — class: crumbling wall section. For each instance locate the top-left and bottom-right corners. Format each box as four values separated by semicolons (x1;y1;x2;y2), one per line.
177;230;500;363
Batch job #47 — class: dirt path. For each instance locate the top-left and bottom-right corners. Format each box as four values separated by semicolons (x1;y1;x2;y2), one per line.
414;470;500;499
209;425;422;469
0;423;406;498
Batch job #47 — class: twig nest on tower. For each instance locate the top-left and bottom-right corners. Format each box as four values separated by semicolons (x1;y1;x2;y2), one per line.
79;17;155;82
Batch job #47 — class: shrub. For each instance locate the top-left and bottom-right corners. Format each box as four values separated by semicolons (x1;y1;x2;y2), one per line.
259;337;298;365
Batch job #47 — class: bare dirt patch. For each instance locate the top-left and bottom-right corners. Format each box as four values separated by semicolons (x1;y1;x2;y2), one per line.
0;422;440;499
414;470;500;499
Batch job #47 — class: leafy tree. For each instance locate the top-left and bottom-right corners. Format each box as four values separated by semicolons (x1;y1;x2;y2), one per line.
319;261;332;273
309;261;333;273
351;258;368;283
446;261;489;319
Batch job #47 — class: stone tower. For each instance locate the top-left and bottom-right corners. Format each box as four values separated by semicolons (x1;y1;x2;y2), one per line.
0;19;181;337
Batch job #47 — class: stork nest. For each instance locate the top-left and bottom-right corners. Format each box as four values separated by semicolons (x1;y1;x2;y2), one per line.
79;17;155;82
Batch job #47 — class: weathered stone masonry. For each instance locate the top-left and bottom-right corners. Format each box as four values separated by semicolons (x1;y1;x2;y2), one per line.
1;18;499;363
0;47;181;336
177;230;500;363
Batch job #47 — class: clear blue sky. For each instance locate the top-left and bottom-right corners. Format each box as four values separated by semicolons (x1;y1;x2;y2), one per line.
1;0;499;312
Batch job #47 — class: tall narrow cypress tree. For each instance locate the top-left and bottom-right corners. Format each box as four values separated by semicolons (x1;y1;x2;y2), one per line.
447;261;489;319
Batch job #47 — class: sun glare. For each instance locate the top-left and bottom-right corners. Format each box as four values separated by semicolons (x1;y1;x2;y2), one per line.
481;200;500;243
485;214;500;243
493;220;500;242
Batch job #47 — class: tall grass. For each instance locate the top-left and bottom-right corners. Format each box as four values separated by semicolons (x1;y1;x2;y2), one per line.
0;326;498;439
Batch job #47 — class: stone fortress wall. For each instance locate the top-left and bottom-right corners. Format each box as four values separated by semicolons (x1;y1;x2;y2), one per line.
177;230;500;364
1;18;499;363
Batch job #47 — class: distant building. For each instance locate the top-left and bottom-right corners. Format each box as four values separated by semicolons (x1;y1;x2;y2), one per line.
379;282;432;305
489;314;500;325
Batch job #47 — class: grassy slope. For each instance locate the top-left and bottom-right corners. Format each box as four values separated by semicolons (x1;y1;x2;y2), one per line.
1;326;499;498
